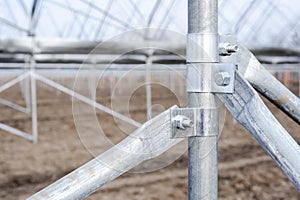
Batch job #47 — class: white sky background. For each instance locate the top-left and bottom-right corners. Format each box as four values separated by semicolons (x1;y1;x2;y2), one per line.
0;0;299;48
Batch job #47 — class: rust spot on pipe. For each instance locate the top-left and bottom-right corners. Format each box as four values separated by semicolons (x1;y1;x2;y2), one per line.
274;94;289;105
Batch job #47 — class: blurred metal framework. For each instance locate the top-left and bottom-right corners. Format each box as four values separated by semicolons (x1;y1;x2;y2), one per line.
0;0;299;199
1;0;300;46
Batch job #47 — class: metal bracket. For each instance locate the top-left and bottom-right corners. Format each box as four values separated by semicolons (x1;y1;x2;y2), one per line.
186;63;235;93
186;34;239;94
170;107;218;138
186;33;219;63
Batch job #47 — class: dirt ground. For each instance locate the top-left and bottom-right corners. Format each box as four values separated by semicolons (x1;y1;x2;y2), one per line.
0;77;299;200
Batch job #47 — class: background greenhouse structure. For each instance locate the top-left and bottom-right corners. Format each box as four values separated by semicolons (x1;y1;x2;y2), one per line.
0;0;299;199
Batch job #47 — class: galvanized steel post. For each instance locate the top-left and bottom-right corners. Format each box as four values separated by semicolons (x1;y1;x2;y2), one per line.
187;0;219;199
29;0;39;143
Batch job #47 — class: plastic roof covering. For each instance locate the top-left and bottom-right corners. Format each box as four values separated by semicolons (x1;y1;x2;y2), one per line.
0;0;299;49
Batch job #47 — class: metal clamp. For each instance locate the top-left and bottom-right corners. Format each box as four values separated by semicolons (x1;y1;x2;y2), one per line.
186;34;238;94
170;107;218;138
186;33;219;63
186;63;235;93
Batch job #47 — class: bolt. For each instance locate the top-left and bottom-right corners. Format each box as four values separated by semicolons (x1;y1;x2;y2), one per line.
219;43;238;55
215;72;231;86
226;44;238;53
173;115;193;130
182;118;193;128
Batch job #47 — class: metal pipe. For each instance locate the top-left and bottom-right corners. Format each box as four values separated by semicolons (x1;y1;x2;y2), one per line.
79;0;132;29
188;93;218;200
28;1;39;143
30;47;38;143
146;52;153;120
0;98;30;113
238;46;300;124
93;0;113;40
188;0;218;34
27;106;184;200
0;122;33;141
0;17;29;33
0;72;30;93
218;72;300;191
147;0;162;27
187;0;219;200
23;71;31;112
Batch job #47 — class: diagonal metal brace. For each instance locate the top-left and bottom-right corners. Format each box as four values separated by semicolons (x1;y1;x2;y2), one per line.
218;72;300;191
27;106;184;200
238;46;300;124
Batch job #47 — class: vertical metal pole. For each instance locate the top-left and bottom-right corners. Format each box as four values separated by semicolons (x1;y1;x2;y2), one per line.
187;0;219;199
24;56;31;113
24;73;31;112
29;0;38;143
146;51;153;120
30;40;38;143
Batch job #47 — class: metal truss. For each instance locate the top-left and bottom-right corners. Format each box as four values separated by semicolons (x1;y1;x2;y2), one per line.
0;0;299;48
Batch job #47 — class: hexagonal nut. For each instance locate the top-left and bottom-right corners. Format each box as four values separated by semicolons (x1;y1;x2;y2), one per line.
172;115;193;130
215;72;231;86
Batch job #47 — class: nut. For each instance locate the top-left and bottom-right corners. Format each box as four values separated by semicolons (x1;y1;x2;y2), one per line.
172;115;193;130
215;72;231;86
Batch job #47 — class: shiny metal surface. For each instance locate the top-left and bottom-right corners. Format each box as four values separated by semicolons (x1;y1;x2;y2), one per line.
188;0;218;33
30;38;38;143
145;52;153;120
238;46;300;124
186;63;235;93
187;0;219;199
188;136;218;199
187;33;219;62
187;93;219;200
171;107;218;138
218;72;300;191
27;106;184;200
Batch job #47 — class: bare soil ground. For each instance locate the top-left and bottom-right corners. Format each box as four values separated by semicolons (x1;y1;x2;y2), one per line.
0;79;299;200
